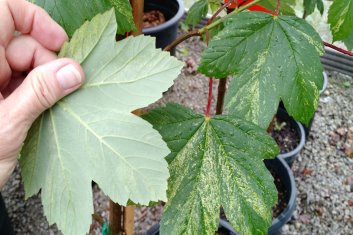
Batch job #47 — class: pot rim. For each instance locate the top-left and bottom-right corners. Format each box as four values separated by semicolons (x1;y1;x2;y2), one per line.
277;113;306;160
142;0;185;34
269;157;297;231
319;71;328;95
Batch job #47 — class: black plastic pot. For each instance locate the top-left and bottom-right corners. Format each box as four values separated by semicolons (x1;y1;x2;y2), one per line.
276;108;306;167
0;194;14;235
266;157;297;235
145;158;296;235
143;0;185;55
319;71;328;95
145;219;237;235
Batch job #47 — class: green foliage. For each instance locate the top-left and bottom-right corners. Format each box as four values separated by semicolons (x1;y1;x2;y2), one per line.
20;10;183;235
108;0;136;34
185;0;209;27
202;17;224;42
343;30;353;51
143;104;279;235
31;0;135;37
198;12;324;128
303;0;324;16
328;0;353;42
257;0;296;15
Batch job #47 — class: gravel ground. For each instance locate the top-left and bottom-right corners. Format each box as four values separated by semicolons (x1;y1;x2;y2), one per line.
1;35;353;235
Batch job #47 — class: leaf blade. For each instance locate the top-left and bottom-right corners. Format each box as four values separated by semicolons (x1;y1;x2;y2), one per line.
328;0;353;42
143;104;279;235
198;12;324;128
31;0;135;37
20;10;183;235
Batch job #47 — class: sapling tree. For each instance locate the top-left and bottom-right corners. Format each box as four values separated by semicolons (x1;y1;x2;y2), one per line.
19;0;353;234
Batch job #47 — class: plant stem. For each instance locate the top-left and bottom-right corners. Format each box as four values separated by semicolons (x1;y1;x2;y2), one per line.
199;0;263;34
109;200;122;235
163;0;263;51
215;78;227;115
323;41;353;56
130;0;144;35
267;115;276;133
123;206;135;235
274;0;280;16
163;31;201;52
207;1;232;25
205;78;214;116
92;213;105;226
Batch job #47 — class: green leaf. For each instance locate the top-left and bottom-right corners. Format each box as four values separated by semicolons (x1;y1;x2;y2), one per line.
198;12;324;128
304;0;324;16
31;0;135;37
20;10;183;235
343;30;353;51
257;0;296;15
108;0;136;34
143;104;279;235
185;0;209;27
328;0;353;42
202;17;224;42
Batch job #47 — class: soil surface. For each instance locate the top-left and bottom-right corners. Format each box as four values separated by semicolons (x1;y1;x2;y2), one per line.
143;10;165;28
271;116;301;154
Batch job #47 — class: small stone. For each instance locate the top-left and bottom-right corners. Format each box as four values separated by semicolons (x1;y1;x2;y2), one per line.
295;222;301;229
336;127;347;136
324;90;330;96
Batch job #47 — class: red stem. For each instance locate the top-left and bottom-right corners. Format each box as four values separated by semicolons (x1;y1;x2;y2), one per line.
203;2;232;117
275;0;280;16
205;78;213;117
323;41;353;56
207;1;232;25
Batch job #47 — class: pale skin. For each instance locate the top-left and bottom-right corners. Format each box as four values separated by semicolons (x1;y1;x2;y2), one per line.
0;0;85;188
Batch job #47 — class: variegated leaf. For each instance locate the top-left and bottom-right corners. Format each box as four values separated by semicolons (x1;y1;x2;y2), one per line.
143;104;279;235
328;0;353;42
198;12;324;128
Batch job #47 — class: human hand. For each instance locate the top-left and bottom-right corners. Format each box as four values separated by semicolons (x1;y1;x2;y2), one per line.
0;0;84;188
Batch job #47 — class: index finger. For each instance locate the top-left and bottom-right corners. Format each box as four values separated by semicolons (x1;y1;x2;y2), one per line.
0;0;68;51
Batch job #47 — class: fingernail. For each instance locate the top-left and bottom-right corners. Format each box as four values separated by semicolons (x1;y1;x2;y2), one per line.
56;64;83;90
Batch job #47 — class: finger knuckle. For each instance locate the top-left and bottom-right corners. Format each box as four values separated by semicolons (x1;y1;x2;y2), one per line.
30;70;56;110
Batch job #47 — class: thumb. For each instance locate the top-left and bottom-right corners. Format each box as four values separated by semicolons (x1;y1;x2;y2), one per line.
4;58;84;127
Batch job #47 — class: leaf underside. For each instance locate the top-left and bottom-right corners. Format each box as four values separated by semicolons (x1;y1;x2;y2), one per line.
20;10;183;235
143;104;279;235
198;12;324;129
31;0;135;37
328;0;353;42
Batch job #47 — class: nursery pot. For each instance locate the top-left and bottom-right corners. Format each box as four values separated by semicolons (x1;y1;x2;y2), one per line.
0;194;14;235
275;108;306;167
145;219;237;235
266;157;297;235
143;0;185;55
145;157;296;235
319;71;329;95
